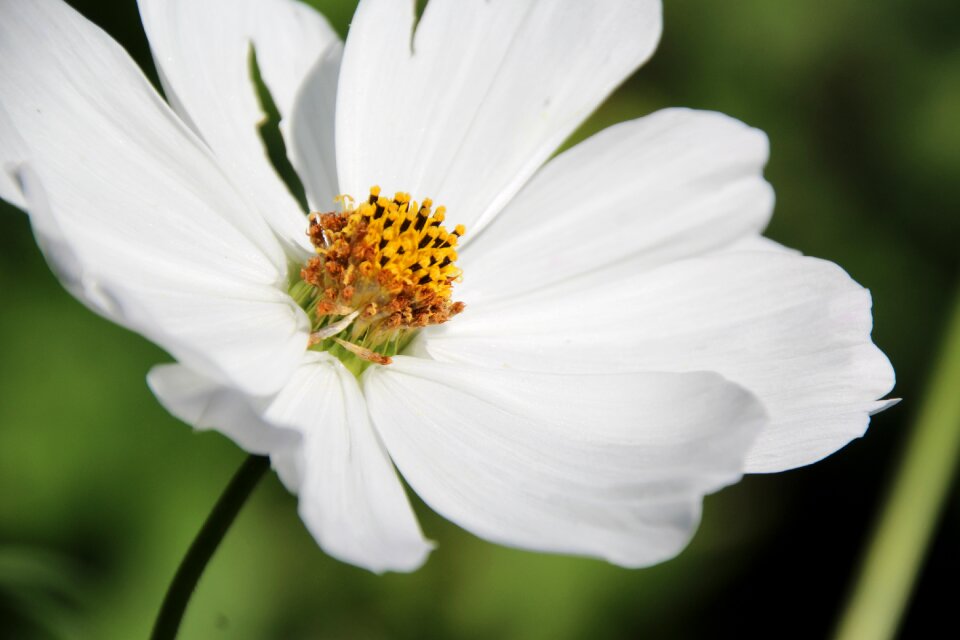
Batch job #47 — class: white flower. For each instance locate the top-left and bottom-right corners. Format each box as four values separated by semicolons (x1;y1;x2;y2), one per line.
0;0;895;573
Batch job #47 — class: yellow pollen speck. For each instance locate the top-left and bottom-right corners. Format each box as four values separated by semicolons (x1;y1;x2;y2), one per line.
297;187;467;370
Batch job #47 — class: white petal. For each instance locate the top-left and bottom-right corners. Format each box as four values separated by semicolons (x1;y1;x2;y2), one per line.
12;166;93;306
286;45;344;210
264;352;432;573
723;234;800;255
147;364;297;455
336;0;662;232
138;0;342;257
0;105;27;209
459;109;773;302
423;250;895;472
151;352;432;573
0;0;308;395
364;358;764;567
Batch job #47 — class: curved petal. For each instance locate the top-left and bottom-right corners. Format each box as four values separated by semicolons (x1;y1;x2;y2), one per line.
0;105;27;209
286;45;344;210
275;32;343;216
336;0;662;232
265;352;433;573
151;353;432;573
422;250;895;472
137;0;342;256
147;364;297;455
459;109;773;302
0;0;308;395
364;357;764;567
723;234;800;255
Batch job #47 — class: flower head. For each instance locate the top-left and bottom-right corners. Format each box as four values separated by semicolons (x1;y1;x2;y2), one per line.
297;186;466;371
0;0;894;573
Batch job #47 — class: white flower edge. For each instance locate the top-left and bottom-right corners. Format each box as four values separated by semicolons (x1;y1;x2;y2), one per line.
332;0;664;235
150;353;434;574
0;0;311;396
151;353;767;571
428;247;896;472
137;0;342;259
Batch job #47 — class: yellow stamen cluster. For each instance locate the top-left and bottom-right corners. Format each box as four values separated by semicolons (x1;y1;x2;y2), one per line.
298;187;465;368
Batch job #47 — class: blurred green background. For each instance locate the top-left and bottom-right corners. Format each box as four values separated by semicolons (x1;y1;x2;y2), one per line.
1;0;958;638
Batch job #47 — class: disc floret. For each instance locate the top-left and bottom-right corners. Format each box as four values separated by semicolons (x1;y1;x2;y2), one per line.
293;187;465;373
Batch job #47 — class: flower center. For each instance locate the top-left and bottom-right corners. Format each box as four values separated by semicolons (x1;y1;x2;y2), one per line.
290;186;466;374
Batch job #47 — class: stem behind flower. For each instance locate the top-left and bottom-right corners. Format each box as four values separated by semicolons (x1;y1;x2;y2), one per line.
833;285;960;640
150;454;269;640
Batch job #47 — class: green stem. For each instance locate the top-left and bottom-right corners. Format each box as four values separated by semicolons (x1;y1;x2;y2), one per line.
150;454;270;640
833;285;960;640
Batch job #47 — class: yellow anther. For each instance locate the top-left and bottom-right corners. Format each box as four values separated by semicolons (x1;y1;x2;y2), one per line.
300;187;467;364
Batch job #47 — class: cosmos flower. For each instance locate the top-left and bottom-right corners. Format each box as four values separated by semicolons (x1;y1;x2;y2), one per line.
0;0;894;573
